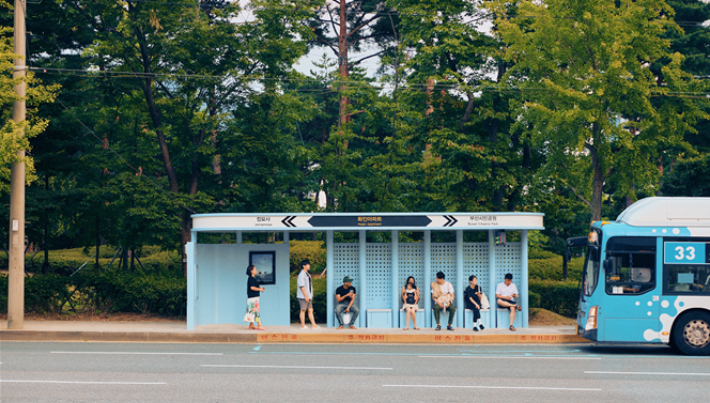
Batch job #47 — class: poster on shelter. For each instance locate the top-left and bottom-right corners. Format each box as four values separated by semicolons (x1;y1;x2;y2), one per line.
250;251;276;285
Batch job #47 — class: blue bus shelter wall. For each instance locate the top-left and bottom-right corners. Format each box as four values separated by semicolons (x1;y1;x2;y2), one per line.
464;309;491;329
192;243;290;328
431;309;460;328
496;308;523;329
367;310;392;328
399;309;425;328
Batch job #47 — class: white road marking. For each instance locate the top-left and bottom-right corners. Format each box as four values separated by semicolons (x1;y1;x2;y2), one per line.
420;355;601;360
202;365;392;370
1;380;165;385
384;385;601;391
51;351;222;356
586;371;710;376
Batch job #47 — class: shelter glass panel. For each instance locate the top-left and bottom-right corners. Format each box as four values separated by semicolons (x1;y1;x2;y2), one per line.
333;244;360;291
494;243;523;285
464;243;490;294
398;243;425;307
366;244;392;309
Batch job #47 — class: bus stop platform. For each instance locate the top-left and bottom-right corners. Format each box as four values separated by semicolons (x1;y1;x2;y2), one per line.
1;321;589;344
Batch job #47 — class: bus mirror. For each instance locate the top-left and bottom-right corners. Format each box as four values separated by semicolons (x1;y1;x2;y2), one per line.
603;258;612;271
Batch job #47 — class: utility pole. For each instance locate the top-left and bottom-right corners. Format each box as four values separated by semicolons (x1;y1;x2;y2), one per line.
7;0;27;330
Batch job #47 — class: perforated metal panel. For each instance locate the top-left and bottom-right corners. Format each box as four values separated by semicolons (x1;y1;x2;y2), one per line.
431;243;457;285
463;243;490;294
332;244;360;291
398;243;425;307
494;242;523;285
366;244;392;309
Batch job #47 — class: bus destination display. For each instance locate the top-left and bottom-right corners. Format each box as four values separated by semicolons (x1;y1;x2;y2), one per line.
664;242;710;265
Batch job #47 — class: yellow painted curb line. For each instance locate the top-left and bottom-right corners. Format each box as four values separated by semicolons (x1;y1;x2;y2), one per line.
258;333;589;344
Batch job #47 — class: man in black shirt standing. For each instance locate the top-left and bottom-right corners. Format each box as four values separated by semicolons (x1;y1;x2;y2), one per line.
335;276;359;329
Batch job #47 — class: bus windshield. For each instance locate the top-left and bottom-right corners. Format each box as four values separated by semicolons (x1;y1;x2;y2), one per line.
583;246;600;297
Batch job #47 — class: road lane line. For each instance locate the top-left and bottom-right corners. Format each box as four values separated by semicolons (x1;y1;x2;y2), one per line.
1;380;165;385
202;365;392;370
252;345;262;351
586;371;710;376
420;355;601;360
51;352;222;356
384;385;601;391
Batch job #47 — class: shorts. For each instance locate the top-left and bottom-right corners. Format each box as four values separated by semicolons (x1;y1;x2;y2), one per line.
497;299;518;309
403;304;418;311
298;298;313;311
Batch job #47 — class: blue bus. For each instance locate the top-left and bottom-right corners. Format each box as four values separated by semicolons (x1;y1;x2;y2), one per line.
574;197;710;355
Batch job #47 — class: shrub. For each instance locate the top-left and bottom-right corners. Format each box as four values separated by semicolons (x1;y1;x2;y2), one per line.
529;256;584;282
289;241;326;274
290;275;327;323
0;272;186;317
529;279;580;317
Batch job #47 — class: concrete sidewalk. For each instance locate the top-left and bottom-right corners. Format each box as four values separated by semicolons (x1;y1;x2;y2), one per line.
0;320;588;344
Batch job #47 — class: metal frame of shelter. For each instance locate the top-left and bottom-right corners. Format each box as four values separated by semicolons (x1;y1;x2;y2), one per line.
187;212;544;330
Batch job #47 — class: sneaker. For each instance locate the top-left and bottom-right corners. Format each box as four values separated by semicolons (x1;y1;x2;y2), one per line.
479;324;485;330
473;326;479;332
447;325;454;331
435;325;442;331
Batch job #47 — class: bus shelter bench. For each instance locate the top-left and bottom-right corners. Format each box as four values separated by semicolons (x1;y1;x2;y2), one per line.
399;308;425;328
464;309;491;329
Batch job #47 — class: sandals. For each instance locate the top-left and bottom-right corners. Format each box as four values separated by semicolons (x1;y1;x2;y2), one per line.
414;327;420;330
515;305;522;311
509;325;516;331
256;326;265;331
435;325;442;331
248;325;256;330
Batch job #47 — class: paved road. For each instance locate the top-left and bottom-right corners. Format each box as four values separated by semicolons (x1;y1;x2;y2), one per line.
1;341;709;402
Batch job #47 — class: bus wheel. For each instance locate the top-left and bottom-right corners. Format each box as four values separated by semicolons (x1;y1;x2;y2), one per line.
673;311;710;356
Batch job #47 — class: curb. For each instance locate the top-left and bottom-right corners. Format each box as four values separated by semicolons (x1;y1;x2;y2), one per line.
1;330;588;344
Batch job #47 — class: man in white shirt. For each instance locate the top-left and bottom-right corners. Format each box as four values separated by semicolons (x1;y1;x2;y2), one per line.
431;271;456;331
297;260;319;329
496;273;522;331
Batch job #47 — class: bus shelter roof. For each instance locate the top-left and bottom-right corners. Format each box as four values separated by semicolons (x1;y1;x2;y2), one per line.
191;212;544;232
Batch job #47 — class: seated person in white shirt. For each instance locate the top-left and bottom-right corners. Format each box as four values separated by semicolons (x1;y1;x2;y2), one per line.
431;271;456;331
496;273;522;331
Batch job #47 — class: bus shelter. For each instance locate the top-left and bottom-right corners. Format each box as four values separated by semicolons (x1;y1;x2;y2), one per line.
186;213;544;330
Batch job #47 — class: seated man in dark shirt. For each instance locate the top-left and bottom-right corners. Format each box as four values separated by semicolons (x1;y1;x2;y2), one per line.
335;276;359;329
464;275;485;331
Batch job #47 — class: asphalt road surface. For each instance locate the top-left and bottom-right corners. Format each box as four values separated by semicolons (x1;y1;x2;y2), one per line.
1;341;709;402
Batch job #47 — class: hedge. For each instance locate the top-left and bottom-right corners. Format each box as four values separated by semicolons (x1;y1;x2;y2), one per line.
529;279;580;317
290;275;327;323
0;273;186;317
289;241;326;274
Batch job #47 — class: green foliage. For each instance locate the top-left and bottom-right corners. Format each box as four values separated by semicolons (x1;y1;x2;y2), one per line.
529;280;580;318
0;272;186;316
290;275;327;323
661;154;710;196
289;240;326;273
529;256;584;282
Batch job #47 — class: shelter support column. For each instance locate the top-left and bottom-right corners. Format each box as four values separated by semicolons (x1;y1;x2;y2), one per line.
521;230;529;328
424;230;432;328
359;230;367;328
391;230;399;327
456;230;464;327
488;230;496;327
236;231;242;244
187;230;197;330
326;230;334;328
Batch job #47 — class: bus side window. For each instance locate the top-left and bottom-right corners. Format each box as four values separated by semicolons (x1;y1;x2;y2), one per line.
665;265;710;294
605;237;656;295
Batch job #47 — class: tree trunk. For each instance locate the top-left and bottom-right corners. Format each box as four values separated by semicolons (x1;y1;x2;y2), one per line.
590;124;604;222
42;173;50;274
338;0;349;128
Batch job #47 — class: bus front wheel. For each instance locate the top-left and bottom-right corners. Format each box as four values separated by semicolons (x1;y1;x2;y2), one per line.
673;311;710;356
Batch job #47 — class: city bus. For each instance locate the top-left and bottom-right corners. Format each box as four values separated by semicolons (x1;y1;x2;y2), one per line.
574;197;710;355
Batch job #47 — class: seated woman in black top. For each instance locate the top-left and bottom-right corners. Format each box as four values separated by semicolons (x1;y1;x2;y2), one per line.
401;276;420;330
464;275;485;331
244;265;266;331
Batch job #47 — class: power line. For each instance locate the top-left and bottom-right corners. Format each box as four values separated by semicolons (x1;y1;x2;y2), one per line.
56;99;198;214
33;66;710;98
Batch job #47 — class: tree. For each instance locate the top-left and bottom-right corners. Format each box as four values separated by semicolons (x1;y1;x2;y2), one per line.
489;0;709;221
0;0;58;194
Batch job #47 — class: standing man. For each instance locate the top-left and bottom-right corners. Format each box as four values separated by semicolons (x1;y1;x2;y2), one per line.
297;259;319;329
431;271;456;331
496;273;522;331
335;276;359;329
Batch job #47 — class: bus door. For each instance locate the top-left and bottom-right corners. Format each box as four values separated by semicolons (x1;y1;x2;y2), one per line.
600;237;661;342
